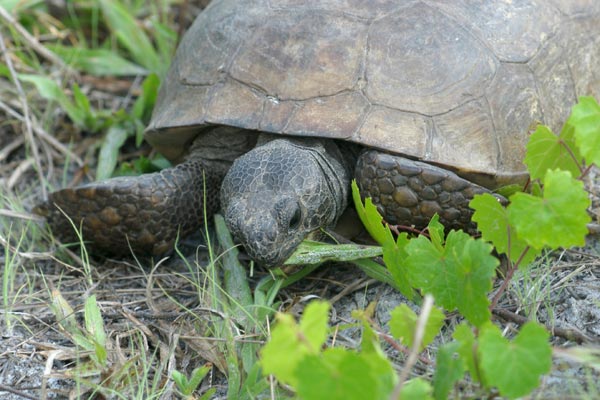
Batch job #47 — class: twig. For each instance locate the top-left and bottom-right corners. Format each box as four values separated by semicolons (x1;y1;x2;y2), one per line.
492;308;596;344
0;28;47;199
0;384;38;400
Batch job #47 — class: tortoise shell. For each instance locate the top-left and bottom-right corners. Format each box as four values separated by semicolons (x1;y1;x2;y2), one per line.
146;0;600;188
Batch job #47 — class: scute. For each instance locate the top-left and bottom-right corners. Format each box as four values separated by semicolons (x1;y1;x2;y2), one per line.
230;9;368;100
146;0;600;187
365;2;496;115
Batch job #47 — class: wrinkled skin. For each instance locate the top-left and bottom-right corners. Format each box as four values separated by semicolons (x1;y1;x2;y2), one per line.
220;136;352;267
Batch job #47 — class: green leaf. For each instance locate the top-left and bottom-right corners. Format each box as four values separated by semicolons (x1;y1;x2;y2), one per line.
285;240;383;266
359;320;398;393
352;180;394;246
524;124;581;180
214;214;254;324
479;322;552;399
19;74;84;127
132;73;160;124
299;301;331;351
98;0;163;75
433;342;465;400
260;301;330;386
187;365;211;395
352;181;414;297
84;295;107;364
569;96;600;166
47;45;147;76
96;123;130;180
406;230;498;326
171;370;188;393
382;232;414;299
389;304;445;351
470;193;539;267
296;349;393;400
398;378;434;400
508;169;591;250
452;323;480;383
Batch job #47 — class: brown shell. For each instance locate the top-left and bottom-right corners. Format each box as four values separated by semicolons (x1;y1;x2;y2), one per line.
146;0;600;188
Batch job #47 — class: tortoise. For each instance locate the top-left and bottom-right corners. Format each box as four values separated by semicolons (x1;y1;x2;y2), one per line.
38;0;600;267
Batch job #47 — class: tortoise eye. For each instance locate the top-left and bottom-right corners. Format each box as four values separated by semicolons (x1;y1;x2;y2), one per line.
288;206;301;230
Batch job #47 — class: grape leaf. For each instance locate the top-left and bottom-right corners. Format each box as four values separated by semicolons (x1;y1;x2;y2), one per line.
433;342;465;400
296;349;393;400
382;233;414;299
470;193;539;267
260;301;329;386
352;180;394;246
389;304;445;351
479;322;552;399
406;230;498;326
398;378;434;400
569;96;600;166
452;323;481;384
359;319;398;393
353;181;414;298
508;169;591;250
299;301;331;351
524;124;581;180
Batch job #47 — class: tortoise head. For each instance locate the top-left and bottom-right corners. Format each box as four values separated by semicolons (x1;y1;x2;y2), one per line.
220;137;350;267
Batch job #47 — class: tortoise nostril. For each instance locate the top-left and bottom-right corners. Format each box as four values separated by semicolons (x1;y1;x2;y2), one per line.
288;206;301;230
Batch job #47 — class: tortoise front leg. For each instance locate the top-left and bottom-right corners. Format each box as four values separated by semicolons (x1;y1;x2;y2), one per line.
36;158;229;256
355;150;502;232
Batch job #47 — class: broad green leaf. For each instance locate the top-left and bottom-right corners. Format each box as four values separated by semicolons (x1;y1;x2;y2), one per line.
479;322;552;399
524;124;581;180
260;313;307;386
470;193;539;267
433;342;465;400
569;96;600;166
47;45;147;76
389;304;445;351
352;181;413;297
398;378;434;400
508;169;590;250
352;180;394;246
452;323;480;383
359;320;398;393
98;0;163;75
96;123;130;180
382;232;414;299
299;301;331;351
406;231;498;326
296;349;392;400
260;301;330;386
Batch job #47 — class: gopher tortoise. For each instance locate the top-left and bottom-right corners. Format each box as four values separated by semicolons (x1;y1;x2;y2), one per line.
39;0;600;267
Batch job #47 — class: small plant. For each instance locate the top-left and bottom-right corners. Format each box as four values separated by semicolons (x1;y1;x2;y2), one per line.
172;364;215;400
261;96;600;399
